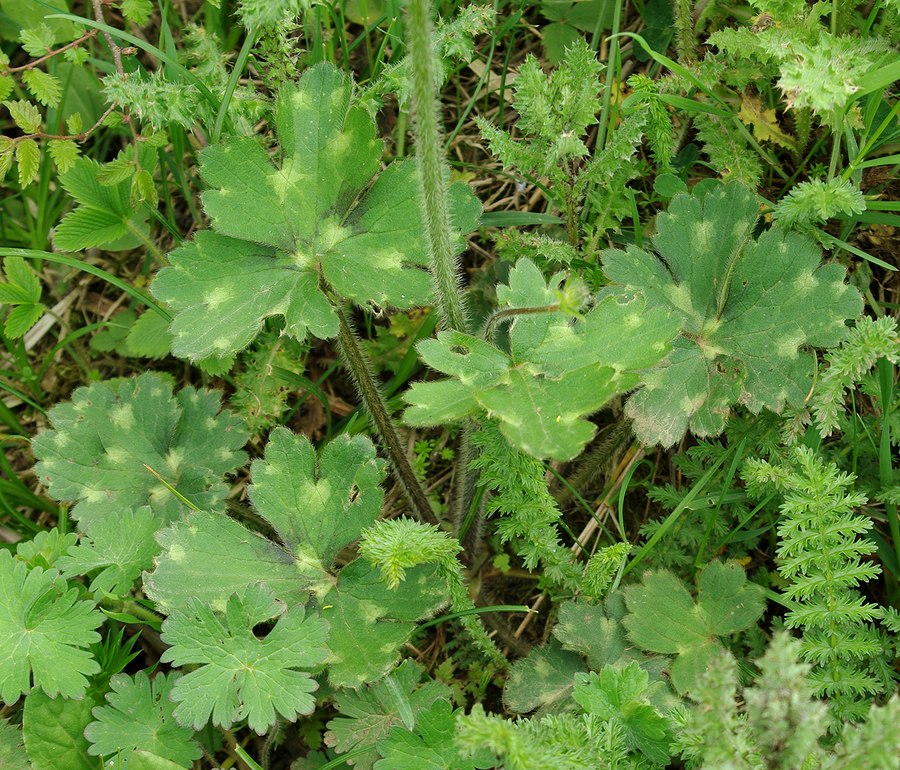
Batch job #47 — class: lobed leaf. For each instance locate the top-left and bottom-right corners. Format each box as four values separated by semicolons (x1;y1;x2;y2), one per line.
405;258;678;460
32;372;248;533
601;181;862;447
0;552;103;703
57;506;161;596
374;700;493;770
623;561;765;694
151;62;480;362
325;660;450;770
145;428;384;612
84;672;201;766
160;584;328;734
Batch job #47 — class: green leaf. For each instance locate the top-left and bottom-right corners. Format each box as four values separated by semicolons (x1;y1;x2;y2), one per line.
374;700;492;770
47;138;79;173
54;145;154;252
0;552;102;702
572;664;672;764
147;428;448;689
146;510;308;614
125;310;173;358
159;584;329;734
4;100;40;133
15;529;78;570
151;61;480;361
0;76;14;102
23;690;98;770
146;428;383;611
323;560;447;688
121;0;154;25
0;718;29;770
623;561;765;693
84;672;201;767
503;640;585;714
602;182;863;447
57;506;161;595
553;596;630;671
249;427;385;575
325;660;450;770
15;138;40;187
4;304;43;337
32;372;248;532
96;155;136;186
0;257;43;338
21;70;60;108
405;258;678;460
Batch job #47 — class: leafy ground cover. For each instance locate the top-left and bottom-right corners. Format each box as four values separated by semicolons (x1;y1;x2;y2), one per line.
0;0;898;767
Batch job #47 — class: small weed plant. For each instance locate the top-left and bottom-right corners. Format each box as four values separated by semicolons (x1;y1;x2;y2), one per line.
0;0;898;767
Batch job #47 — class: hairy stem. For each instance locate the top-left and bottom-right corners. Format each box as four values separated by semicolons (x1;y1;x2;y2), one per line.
404;0;469;334
336;307;437;525
674;0;696;64
404;0;480;553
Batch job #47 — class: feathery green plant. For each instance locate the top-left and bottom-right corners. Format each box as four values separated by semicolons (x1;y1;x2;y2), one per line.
674;632;900;768
744;447;895;720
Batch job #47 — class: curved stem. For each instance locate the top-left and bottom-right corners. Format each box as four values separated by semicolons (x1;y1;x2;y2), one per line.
336;306;437;525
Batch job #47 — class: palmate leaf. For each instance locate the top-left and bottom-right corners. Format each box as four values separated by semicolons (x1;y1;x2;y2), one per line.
374;700;494;770
145;428;448;687
324;660;451;770
601;182;863;447
405;258;679;460
0;551;103;703
160;584;328;734
623;561;765;694
32;373;247;533
145;427;385;611
151;61;480;362
572;664;672;765
84;672;202;766
57;506;161;596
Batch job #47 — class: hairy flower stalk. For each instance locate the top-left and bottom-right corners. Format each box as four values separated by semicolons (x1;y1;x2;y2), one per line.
336;306;437;526
404;0;469;334
404;0;478;546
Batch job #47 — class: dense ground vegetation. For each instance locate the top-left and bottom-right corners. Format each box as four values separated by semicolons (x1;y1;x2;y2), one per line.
0;0;898;767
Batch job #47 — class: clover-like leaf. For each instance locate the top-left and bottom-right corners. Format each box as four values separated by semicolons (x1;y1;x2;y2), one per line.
32;372;248;532
0;551;103;703
84;672;201;767
159;584;328;734
405;258;678;460
151;62;480;362
325;660;451;770
623;561;765;693
601;181;863;447
145;427;384;612
57;507;161;596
